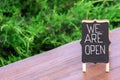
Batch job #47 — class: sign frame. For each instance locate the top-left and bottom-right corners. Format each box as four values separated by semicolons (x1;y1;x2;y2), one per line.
80;19;110;72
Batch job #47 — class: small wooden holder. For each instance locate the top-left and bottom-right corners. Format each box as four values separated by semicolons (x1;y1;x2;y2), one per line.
106;63;110;72
105;31;111;73
82;63;110;72
82;63;86;72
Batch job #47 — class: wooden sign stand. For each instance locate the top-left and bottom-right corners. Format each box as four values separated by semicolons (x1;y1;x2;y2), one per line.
82;63;110;72
81;19;110;73
82;63;86;72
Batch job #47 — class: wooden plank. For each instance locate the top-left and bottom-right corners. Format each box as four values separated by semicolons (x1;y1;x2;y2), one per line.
0;28;120;80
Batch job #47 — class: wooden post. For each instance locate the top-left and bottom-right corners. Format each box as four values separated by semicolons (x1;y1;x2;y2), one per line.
104;20;110;73
105;31;111;73
82;63;86;72
106;63;110;72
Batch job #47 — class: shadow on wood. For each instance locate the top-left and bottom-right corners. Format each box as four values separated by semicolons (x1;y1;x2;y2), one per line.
0;28;120;80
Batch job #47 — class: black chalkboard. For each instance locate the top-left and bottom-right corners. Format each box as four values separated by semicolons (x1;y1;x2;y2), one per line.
80;20;110;63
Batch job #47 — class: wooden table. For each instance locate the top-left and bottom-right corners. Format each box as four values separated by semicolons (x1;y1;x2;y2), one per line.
0;28;120;80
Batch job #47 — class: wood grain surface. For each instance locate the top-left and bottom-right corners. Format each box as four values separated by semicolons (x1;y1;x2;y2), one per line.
0;28;120;80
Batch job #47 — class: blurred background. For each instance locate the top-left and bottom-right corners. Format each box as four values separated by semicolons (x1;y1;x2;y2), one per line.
0;0;120;67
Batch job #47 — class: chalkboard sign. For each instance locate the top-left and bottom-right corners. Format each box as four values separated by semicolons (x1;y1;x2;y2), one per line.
80;20;110;64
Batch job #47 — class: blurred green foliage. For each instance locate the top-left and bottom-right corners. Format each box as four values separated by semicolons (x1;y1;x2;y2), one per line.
0;0;120;66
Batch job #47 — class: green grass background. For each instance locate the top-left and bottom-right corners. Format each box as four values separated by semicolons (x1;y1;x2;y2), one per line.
0;0;120;66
